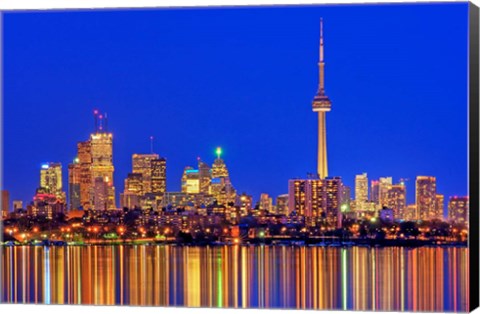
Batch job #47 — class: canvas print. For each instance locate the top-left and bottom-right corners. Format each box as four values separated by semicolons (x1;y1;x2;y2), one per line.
0;2;478;312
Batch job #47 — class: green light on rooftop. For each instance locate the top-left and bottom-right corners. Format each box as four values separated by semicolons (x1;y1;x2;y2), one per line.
216;147;222;158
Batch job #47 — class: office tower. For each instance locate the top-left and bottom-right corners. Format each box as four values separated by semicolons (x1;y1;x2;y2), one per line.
288;179;307;216
132;153;159;194
378;177;393;208
355;173;368;210
93;177;109;211
181;166;200;194
416;176;437;220
288;177;342;228
198;159;211;194
151;158;167;195
124;173;144;196
276;194;289;216
13;200;23;211
32;187;65;219
404;204;417;221
1;190;10;218
370;180;380;205
237;193;253;216
90;132;115;209
210;147;236;205
40;162;65;201
435;194;445;220
77;140;92;208
340;185;351;212
448;196;469;226
68;158;81;210
259;193;273;213
312;19;332;179
386;184;406;220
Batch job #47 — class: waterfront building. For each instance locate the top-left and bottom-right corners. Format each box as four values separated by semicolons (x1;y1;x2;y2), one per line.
435;194;445;220
386;184;406;220
198;159;211;194
210;147;236;205
68;158;82;210
288;177;342;228
40;162;65;202
259;193;273;214
151;158;167;195
236;193;253;216
416;176;437;221
355;173;368;210
276;194;289;216
181;167;200;194
448;196;469;226
132;153;159;194
378;177;393;208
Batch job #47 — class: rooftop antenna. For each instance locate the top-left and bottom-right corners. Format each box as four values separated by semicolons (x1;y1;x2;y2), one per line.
99;114;103;131
150;136;154;154
93;109;99;132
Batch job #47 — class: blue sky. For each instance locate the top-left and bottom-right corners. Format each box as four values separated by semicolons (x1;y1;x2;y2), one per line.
2;3;469;215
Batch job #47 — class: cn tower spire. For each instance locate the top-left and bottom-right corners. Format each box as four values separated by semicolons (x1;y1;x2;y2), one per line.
312;18;332;179
318;18;325;96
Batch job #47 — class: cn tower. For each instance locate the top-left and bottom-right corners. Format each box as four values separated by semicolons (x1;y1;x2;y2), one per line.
312;18;332;179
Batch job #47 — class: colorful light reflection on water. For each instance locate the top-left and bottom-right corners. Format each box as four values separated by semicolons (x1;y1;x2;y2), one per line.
0;245;469;311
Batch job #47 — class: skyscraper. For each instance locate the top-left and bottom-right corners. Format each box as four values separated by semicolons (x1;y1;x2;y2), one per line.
77;140;92;209
198;159;211;194
68;158;81;210
40;162;64;201
276;194;289;216
435;194;445;220
288;177;342;228
386;184;406;220
132;153;159;194
181;167;200;194
259;193;273;213
151;158;167;195
448;196;469;226
312;19;332;179
370;180;380;205
355;173;368;210
93;176;109;211
415;176;437;221
378;177;393;208
210;147;236;205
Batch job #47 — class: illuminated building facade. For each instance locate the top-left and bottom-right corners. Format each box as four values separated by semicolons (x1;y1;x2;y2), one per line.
198;159;211;194
288;177;342;228
259;193;273;214
132;153;159;194
32;187;65;219
386;184;406;220
435;194;445;220
77;140;92;208
416;176;437;221
312;19;332;179
182;167;200;194
276;194;289;216
378;177;393;208
68;158;81;210
90;131;115;209
236;193;253;216
340;185;351;212
40;162;65;201
151;158;167;195
370;180;379;204
93;176;109;211
448;196;468;226
210;147;236;205
404;204;417;221
355;173;368;210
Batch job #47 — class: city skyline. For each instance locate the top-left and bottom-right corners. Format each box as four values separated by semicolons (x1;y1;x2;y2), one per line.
3;4;468;212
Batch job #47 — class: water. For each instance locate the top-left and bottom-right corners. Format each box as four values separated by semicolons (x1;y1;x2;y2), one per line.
0;245;469;311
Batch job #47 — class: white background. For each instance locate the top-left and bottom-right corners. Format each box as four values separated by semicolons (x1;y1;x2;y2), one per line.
0;0;479;314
